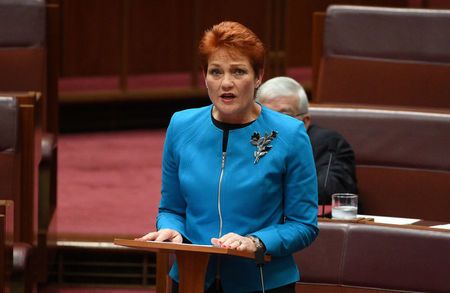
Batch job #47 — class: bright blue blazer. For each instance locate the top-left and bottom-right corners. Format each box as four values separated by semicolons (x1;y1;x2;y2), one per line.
157;104;318;292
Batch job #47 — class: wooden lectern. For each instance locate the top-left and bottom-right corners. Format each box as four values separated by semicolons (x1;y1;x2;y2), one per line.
114;239;270;293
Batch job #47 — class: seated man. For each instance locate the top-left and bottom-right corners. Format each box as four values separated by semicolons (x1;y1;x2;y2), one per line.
256;77;357;205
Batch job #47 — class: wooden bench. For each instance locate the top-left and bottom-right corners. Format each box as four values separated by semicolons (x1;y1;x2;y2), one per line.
310;104;450;222
295;220;450;292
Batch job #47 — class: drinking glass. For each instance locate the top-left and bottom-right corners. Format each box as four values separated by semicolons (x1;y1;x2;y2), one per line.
331;193;358;220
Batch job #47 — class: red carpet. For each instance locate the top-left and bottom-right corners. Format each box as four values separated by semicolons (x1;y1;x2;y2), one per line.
51;130;166;242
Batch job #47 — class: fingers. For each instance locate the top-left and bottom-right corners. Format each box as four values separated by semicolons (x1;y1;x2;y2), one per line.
134;231;158;241
211;238;221;247
155;229;182;243
212;233;256;252
235;236;256;252
135;229;183;243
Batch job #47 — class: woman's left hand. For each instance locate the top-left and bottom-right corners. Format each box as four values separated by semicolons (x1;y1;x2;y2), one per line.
211;232;256;252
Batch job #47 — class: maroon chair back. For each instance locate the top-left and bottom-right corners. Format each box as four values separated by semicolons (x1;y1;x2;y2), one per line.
310;105;450;222
295;221;450;293
316;5;450;109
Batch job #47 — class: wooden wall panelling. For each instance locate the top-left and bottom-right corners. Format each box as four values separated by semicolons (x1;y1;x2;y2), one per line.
196;0;268;48
264;0;287;80
46;0;61;135
61;0;122;76
58;0;427;102
128;0;194;75
311;12;326;97
60;0;420;78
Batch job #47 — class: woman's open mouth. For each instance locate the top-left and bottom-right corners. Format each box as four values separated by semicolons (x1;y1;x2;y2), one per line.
220;93;236;102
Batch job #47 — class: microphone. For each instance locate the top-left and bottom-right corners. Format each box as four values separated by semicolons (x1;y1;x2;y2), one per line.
322;139;337;217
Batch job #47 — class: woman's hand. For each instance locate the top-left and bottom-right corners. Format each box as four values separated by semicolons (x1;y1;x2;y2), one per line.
211;232;257;252
135;229;183;243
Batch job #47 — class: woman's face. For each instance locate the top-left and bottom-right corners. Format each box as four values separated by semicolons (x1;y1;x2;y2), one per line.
205;48;262;124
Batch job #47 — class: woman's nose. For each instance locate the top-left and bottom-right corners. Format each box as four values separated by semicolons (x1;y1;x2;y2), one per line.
221;73;234;89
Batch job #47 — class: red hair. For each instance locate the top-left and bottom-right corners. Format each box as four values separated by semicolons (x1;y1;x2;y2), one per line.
198;21;265;76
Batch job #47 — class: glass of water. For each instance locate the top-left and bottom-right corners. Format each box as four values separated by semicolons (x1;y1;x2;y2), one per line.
331;193;358;220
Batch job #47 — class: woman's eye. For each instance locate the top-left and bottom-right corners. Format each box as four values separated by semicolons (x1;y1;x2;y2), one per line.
233;69;247;76
209;68;222;76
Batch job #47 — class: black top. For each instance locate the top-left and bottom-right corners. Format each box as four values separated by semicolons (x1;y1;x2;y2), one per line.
307;124;358;205
211;112;255;152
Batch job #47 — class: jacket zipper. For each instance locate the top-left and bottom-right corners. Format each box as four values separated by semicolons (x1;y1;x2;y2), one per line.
217;151;226;238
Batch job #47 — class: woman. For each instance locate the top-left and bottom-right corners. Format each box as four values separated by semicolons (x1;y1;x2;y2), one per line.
138;21;318;292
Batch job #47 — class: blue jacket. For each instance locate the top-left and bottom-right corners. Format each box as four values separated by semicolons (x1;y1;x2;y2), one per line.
157;104;318;292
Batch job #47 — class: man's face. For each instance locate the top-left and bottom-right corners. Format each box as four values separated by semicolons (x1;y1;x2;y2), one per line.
260;95;310;129
259;95;300;117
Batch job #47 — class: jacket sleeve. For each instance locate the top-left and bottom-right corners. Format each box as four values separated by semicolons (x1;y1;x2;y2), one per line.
156;113;187;237
253;124;319;257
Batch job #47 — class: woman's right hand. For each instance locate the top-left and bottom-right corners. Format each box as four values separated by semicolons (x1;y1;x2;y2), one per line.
134;228;183;243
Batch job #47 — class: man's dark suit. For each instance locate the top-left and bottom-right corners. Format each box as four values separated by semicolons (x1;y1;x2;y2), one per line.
307;124;357;205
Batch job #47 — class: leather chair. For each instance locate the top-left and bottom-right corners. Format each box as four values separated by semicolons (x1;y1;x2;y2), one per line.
314;5;450;109
309;104;450;222
343;223;450;292
295;220;450;292
0;0;60;282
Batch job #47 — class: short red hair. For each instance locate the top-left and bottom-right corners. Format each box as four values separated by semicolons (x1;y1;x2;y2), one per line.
198;21;265;77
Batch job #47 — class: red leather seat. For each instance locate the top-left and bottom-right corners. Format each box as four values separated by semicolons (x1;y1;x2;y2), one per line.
315;5;450;109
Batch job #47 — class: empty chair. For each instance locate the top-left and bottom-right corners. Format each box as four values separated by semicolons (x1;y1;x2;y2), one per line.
309;104;450;222
315;5;450;109
295;220;450;292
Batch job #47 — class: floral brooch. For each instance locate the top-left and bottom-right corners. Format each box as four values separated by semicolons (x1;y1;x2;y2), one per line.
250;131;278;164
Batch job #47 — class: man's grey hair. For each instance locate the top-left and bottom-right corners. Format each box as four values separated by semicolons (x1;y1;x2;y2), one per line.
256;76;309;115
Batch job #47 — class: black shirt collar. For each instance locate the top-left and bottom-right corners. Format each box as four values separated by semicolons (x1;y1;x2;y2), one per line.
211;110;256;130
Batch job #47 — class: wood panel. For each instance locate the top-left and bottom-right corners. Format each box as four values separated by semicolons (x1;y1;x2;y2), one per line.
128;0;194;74
46;0;61;135
61;0;274;78
62;0;122;76
61;0;421;78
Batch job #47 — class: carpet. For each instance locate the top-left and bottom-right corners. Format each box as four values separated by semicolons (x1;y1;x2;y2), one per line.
51;130;166;242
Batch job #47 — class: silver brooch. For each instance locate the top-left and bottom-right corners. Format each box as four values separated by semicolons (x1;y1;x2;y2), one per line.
250;131;278;164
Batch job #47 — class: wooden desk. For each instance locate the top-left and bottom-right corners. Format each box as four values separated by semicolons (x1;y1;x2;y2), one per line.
115;239;270;293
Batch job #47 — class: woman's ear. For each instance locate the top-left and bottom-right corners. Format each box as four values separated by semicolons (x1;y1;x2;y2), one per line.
203;71;208;89
256;70;264;88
